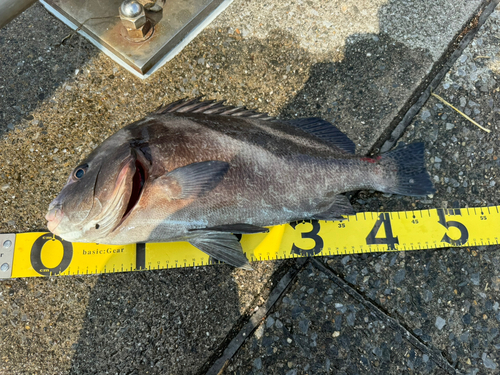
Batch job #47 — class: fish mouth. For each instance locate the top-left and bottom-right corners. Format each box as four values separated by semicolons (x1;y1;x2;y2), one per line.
119;158;146;225
46;204;63;234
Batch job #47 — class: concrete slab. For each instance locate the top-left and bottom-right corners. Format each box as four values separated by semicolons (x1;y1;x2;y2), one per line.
226;261;453;374
0;0;493;374
323;5;500;375
69;264;281;374
278;0;484;153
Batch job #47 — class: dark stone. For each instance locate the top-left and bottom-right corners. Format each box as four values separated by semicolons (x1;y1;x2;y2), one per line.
462;313;472;325
393;269;406;284
291;306;303;319
335;315;343;331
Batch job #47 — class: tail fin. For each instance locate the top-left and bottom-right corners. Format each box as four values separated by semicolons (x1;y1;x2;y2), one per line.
379;143;435;196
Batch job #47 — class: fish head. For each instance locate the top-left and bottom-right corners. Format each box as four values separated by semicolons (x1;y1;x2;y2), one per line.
46;138;148;243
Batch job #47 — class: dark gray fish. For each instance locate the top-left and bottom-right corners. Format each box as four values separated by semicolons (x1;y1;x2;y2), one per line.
46;98;434;269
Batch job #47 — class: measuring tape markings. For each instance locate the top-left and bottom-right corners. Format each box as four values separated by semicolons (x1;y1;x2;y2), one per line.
1;206;499;278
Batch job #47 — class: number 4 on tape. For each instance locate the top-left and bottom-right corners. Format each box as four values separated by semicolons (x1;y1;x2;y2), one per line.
366;213;399;250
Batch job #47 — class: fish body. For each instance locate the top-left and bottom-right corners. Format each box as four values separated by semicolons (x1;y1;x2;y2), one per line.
46;98;434;269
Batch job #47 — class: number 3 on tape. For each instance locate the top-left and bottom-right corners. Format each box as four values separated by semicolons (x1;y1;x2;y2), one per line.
290;221;324;256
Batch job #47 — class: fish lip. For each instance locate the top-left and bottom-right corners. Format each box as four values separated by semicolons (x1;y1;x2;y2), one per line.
46;204;63;233
46;215;61;233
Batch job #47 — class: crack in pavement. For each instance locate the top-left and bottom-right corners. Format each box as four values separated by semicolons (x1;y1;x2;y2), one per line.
190;2;500;373
202;259;308;375
312;258;459;375
378;0;499;153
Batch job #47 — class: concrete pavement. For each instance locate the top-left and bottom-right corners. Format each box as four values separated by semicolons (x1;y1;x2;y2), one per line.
0;1;498;374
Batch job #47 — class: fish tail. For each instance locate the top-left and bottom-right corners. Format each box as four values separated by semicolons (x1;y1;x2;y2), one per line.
374;142;435;196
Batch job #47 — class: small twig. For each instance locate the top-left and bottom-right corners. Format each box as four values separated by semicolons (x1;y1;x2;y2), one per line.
431;92;491;133
59;16;119;45
474;55;490;60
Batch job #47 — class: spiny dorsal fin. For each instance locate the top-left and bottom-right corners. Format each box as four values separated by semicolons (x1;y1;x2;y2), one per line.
154;97;274;120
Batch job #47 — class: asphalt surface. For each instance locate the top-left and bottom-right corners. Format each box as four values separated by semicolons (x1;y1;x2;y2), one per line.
0;0;499;374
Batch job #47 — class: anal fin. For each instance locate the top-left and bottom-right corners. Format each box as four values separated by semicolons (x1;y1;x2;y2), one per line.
312;194;355;221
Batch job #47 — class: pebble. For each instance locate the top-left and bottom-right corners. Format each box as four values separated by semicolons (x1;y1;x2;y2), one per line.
423;290;433;302
482;353;497;370
421;109;431;120
471;273;480;286
346;313;356;326
435;316;446;330
253;357;262;370
463;313;472;325
393;269;406;284
299;320;309;334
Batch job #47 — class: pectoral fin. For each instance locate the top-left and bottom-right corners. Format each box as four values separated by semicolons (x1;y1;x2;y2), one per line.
187;231;253;270
158;160;230;200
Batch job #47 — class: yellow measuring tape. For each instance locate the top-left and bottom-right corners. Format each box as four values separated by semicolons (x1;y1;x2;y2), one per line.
0;206;498;278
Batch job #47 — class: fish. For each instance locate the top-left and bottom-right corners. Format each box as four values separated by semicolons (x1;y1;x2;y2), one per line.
46;98;434;269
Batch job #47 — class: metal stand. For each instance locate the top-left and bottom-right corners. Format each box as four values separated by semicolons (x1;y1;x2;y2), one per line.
40;0;233;78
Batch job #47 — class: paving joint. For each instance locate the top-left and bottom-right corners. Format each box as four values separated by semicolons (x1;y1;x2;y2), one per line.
370;0;498;154
312;259;459;374
194;3;500;366
1;1;497;372
201;259;308;375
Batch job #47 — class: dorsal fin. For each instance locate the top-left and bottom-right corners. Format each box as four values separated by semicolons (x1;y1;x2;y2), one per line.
154;97;274;120
287;118;356;154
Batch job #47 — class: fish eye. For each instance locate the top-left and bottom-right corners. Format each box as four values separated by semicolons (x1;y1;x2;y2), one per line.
73;164;88;180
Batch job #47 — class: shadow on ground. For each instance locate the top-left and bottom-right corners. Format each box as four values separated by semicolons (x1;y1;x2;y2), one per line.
68;2;444;373
0;3;97;136
0;0;487;374
281;32;432;153
69;266;242;374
